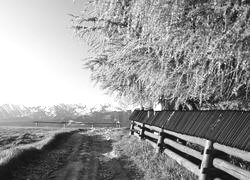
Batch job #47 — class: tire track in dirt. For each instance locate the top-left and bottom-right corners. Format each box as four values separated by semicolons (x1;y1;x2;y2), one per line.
7;129;143;180
53;132;85;180
55;134;101;180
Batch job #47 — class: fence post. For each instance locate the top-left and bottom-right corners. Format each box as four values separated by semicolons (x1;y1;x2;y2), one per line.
117;121;120;128
35;122;38;127
140;123;145;140
156;128;165;153
199;140;214;180
130;121;135;135
147;109;154;118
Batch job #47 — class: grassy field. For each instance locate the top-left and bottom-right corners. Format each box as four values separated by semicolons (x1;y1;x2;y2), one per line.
0;127;60;151
0;126;76;168
0;119;66;127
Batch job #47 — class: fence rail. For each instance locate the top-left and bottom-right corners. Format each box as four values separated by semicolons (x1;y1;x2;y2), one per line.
130;120;250;180
34;121;120;128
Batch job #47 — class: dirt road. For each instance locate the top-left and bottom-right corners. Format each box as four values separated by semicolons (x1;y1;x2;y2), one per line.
8;129;143;180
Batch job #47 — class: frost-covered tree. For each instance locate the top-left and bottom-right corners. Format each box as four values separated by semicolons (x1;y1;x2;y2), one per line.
71;0;250;110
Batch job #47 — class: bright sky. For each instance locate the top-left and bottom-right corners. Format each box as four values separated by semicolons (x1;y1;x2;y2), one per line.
0;0;117;107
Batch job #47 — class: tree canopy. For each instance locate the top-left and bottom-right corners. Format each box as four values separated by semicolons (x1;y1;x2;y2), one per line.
71;0;250;110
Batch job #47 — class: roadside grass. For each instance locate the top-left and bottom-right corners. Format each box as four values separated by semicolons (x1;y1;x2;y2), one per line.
0;127;78;179
114;133;198;180
0;127;63;151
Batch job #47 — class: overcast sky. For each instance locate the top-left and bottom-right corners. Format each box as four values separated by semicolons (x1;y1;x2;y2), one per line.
0;0;117;107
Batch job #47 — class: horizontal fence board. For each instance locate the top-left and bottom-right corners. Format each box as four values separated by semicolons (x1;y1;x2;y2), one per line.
163;147;200;176
144;131;159;140
213;143;250;162
79;122;118;124
164;138;203;160
134;121;143;126
34;121;118;125
163;129;206;147
34;121;65;124
213;158;250;180
144;124;161;132
134;126;141;132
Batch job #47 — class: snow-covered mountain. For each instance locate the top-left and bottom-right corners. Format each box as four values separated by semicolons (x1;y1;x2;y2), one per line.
0;103;131;120
0;104;31;119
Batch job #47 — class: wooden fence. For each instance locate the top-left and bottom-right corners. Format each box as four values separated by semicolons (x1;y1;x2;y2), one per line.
34;121;121;128
130;119;250;180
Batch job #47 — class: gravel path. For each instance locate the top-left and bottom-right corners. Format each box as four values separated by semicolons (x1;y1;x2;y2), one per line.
8;129;143;180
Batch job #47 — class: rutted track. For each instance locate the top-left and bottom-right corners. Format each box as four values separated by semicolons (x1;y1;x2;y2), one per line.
2;129;143;180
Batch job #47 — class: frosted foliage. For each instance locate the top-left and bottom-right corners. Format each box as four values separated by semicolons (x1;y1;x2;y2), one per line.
71;0;250;110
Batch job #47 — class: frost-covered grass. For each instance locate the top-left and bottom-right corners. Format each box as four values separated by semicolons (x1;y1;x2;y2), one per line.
114;134;198;180
0;127;61;151
0;127;76;168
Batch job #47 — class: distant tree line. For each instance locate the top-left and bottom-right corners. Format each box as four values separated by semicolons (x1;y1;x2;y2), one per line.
71;0;250;110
